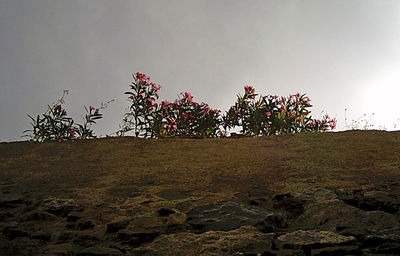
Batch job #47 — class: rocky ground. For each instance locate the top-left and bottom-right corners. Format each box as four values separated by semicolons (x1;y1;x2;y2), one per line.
0;130;400;255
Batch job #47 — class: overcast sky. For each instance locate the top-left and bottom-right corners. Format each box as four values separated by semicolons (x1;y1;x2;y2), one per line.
1;0;400;141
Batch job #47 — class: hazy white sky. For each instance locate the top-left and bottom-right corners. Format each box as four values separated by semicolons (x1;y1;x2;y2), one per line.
1;0;400;141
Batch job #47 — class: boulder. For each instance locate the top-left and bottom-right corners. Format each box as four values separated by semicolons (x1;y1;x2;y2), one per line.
277;230;357;252
42;197;78;217
187;201;284;233
76;246;122;256
132;226;277;256
77;219;95;230
106;218;130;233
23;211;58;221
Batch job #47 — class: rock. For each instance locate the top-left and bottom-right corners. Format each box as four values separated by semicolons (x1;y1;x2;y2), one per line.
157;208;175;217
337;189;399;213
285;189;400;240
132;226;277;256
0;193;25;208
77;219;95;230
277;230;356;251
66;211;84;222
310;245;361;256
30;231;52;241
122;212;187;236
117;229;159;247
58;231;76;241
76;246;122;256
273;193;306;219
187;201;283;233
3;226;29;239
45;243;78;256
156;190;189;200
23;211;58;221
293;199;400;239
0;210;12;220
362;227;400;254
106;218;130;233
359;190;399;213
42;197;78;217
74;233;101;247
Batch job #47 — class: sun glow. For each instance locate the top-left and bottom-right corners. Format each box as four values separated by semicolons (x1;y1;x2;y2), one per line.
362;71;400;130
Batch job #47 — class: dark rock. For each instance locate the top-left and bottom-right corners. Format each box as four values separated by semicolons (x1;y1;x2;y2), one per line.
31;232;52;241
58;231;76;241
273;193;305;219
23;211;58;221
362;227;400;254
42;197;78;217
66;211;84;222
310;245;361;256
76;246;122;256
128;232;160;247
45;243;78;256
277;230;356;252
283;188;400;240
0;210;12;220
337;189;399;213
106;218;130;233
157;208;175;217
117;229;159;247
75;233;101;247
77;219;95;230
187;201;283;233
359;190;399;213
293;200;399;239
0;193;25;208
3;226;29;239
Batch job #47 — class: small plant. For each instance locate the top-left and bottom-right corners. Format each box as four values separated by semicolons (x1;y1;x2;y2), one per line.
23;90;110;142
344;108;376;130
118;72;161;137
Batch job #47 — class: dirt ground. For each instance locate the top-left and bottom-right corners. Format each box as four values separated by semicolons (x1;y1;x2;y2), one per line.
1;130;400;255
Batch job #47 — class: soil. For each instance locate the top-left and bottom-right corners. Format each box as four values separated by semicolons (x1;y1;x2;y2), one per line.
1;130;400;255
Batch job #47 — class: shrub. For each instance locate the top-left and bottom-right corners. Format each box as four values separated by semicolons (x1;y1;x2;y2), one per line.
23;90;108;142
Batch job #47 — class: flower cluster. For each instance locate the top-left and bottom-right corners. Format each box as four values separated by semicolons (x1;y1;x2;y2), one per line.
120;72;336;139
152;92;222;137
119;72;161;137
222;87;336;135
23;91;106;142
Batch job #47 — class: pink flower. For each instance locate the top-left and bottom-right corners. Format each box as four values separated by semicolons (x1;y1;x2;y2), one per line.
135;72;150;82
94;109;99;115
168;124;177;132
167;117;176;125
266;112;271;117
54;104;61;110
184;92;193;102
62;109;67;116
244;85;255;95
152;84;162;93
70;129;76;139
146;98;156;107
90;106;95;111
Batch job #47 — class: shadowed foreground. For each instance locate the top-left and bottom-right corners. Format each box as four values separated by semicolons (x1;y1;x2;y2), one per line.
1;130;400;255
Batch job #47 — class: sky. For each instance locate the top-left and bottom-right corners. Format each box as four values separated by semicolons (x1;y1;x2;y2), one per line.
1;0;400;141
